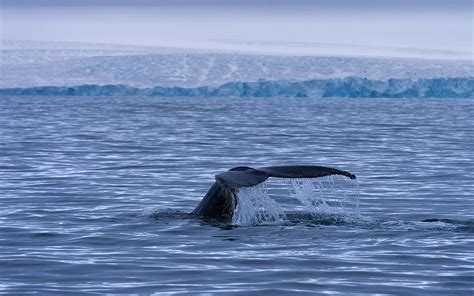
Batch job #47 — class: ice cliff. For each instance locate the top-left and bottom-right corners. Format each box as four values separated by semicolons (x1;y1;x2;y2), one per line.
1;41;472;98
1;77;472;98
2;40;473;89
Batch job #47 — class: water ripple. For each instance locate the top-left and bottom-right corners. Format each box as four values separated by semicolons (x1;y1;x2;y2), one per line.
0;96;472;294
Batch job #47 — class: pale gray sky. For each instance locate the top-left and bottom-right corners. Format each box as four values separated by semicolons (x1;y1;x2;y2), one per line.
1;0;472;59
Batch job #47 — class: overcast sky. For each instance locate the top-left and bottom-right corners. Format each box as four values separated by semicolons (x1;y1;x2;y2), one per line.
1;0;472;59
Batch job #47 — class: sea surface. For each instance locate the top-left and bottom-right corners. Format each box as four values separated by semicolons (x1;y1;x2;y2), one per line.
0;96;473;295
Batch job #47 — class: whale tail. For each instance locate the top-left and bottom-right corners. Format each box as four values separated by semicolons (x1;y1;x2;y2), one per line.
192;165;356;221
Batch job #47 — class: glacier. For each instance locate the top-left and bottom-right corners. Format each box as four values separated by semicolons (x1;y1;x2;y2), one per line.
1;77;472;98
1;40;472;98
2;40;473;89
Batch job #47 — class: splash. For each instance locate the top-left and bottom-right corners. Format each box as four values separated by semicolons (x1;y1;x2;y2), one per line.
232;182;286;226
233;176;359;226
287;176;360;216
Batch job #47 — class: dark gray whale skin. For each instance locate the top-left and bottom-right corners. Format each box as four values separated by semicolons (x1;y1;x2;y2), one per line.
192;165;356;221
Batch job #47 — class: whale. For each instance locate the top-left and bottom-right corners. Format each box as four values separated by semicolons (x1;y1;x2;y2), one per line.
192;165;356;221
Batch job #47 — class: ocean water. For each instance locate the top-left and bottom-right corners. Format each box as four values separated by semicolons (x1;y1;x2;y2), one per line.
0;96;473;295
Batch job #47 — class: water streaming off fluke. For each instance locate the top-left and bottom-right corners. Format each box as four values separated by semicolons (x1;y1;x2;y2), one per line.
232;183;287;226
233;176;360;226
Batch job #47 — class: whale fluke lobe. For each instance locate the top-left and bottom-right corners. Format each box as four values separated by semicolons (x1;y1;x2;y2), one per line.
258;165;356;181
192;165;356;221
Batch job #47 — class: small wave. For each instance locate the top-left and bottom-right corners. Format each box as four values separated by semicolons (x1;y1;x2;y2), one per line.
141;208;192;220
421;219;474;232
284;212;370;226
142;207;472;233
0;77;472;98
377;220;459;231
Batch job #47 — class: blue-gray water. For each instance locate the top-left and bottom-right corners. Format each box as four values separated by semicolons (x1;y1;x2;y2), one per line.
0;96;473;295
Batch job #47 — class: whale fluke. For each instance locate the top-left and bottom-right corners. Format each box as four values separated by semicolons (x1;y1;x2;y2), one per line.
192;165;356;221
